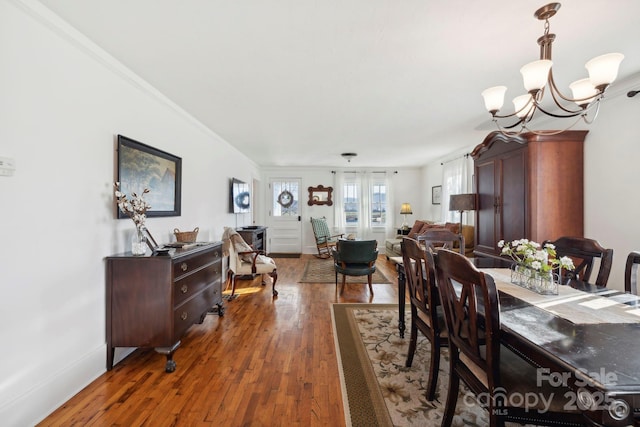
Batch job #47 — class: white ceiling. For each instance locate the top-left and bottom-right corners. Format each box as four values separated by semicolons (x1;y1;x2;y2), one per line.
35;0;640;168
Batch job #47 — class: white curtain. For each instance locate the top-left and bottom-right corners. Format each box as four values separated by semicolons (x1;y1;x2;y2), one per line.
441;155;471;223
383;172;394;237
333;171;346;233
357;172;372;239
333;170;392;240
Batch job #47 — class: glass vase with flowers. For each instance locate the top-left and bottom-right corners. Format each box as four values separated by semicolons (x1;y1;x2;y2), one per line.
114;182;151;255
498;239;575;295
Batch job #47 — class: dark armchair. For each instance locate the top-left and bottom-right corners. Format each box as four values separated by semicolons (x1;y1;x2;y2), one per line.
332;239;378;295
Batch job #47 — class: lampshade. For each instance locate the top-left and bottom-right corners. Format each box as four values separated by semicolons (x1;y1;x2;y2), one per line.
400;203;413;215
520;60;553;92
569;78;598;107
481;86;507;113
449;194;477;212
513;94;534;118
585;53;624;89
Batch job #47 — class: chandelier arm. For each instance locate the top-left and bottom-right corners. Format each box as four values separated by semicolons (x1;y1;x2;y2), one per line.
546;71;603;114
491;113;583;137
522;116;584;136
491;119;528;138
533;102;587;119
581;100;601;125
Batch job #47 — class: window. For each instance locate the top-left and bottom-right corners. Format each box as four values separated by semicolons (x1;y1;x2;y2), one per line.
370;181;387;226
271;180;299;217
341;175;387;227
343;181;359;225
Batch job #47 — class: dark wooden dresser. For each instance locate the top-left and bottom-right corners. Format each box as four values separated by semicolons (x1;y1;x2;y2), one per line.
106;242;223;372
236;226;267;252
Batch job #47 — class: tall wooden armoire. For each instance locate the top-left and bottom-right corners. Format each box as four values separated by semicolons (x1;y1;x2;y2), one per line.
471;130;586;258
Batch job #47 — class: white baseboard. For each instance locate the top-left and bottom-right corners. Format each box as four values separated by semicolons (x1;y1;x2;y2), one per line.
0;344;105;427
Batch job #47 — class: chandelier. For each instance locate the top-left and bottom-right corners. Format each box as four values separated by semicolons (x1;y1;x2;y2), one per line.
481;3;624;136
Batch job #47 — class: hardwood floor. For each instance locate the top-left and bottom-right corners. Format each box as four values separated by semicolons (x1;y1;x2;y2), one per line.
39;255;400;426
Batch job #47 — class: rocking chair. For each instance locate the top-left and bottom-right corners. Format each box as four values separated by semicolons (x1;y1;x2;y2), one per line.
310;217;343;258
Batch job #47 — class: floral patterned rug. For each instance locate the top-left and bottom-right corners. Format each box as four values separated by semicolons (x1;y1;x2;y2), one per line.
331;303;489;427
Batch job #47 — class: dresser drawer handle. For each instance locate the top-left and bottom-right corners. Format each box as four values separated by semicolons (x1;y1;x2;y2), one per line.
181;312;188;321
181;284;188;294
181;262;188;272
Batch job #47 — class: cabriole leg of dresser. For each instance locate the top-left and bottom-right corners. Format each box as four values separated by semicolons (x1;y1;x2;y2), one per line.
155;341;181;373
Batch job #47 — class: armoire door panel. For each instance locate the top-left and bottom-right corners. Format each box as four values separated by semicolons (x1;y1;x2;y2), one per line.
500;150;527;243
475;159;498;254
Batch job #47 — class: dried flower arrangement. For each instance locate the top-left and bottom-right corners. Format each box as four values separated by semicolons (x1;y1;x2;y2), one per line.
113;182;151;228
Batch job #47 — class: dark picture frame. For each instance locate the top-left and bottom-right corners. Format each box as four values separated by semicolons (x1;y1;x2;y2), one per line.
432;185;442;205
307;185;333;206
117;135;182;218
142;227;159;252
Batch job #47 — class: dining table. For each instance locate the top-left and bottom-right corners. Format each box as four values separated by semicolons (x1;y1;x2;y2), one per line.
392;255;640;427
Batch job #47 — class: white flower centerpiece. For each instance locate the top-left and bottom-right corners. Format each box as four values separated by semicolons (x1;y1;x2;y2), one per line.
498;239;575;295
114;182;151;255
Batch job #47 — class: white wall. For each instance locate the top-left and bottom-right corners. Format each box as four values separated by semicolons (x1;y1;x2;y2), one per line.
582;90;640;288
0;2;258;425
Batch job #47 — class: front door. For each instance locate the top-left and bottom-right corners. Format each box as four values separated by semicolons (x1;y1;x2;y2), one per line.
267;178;302;254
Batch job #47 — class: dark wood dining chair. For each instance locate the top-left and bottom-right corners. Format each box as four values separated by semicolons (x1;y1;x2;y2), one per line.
434;248;583;427
543;236;614;287
417;228;465;255
625;251;640;294
400;237;448;401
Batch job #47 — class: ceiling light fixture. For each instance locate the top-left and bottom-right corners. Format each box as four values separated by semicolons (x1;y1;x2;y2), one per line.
481;3;624;136
341;152;357;162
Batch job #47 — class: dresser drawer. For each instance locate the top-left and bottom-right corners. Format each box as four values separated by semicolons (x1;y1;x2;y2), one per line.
173;262;221;306
173;249;222;279
173;285;217;338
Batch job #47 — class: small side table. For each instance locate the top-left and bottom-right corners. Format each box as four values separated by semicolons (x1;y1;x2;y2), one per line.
397;228;410;236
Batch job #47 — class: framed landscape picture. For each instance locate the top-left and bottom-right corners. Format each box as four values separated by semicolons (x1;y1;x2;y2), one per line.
116;135;182;218
432;185;442;205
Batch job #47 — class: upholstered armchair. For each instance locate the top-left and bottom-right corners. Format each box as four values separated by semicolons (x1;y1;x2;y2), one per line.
331;239;378;295
222;227;278;298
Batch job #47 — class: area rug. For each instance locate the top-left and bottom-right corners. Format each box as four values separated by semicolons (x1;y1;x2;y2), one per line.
331;303;489;427
299;258;391;284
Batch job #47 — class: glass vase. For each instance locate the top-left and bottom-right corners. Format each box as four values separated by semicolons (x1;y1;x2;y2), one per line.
131;226;146;256
511;263;558;295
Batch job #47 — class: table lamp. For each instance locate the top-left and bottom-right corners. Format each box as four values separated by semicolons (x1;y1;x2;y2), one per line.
400;203;413;230
449;194;477;234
